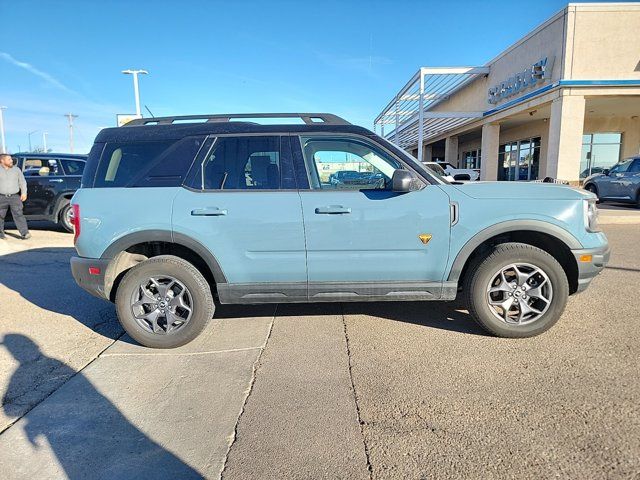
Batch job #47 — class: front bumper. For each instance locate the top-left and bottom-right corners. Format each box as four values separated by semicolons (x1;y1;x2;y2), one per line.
572;243;611;293
70;256;110;300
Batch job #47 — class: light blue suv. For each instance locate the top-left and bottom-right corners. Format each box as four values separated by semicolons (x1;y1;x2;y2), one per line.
70;113;609;348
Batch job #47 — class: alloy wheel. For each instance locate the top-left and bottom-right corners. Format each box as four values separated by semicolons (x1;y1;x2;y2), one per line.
130;276;193;335
486;263;553;325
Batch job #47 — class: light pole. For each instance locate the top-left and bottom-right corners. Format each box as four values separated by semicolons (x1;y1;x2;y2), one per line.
42;132;48;152
64;113;78;153
28;130;38;152
122;69;148;117
0;106;6;153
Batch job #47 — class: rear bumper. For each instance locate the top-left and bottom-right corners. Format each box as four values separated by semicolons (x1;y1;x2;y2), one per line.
70;256;110;300
572;243;611;293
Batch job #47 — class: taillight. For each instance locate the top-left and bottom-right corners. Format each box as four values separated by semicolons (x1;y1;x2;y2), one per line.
71;204;80;243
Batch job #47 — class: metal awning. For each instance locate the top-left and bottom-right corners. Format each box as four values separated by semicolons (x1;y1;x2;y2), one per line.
374;67;489;160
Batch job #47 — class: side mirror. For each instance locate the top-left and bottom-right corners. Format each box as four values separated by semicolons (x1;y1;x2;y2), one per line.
392;169;416;193
602;169;610;176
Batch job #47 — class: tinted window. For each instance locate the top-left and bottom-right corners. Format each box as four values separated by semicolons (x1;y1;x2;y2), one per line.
61;159;85;176
628;159;640;173
300;136;400;190
189;136;282;190
609;158;633;175
94;141;175;188
22;158;63;176
132;136;205;187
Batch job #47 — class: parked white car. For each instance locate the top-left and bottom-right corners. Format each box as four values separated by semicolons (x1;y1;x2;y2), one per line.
422;162;455;182
436;161;480;181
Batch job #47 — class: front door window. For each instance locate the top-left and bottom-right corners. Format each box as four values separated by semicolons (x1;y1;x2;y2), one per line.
580;133;622;179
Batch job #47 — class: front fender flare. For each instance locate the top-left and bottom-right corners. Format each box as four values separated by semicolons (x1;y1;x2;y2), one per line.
447;220;582;282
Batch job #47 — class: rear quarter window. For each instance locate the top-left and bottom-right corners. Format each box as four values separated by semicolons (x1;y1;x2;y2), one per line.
95;141;174;188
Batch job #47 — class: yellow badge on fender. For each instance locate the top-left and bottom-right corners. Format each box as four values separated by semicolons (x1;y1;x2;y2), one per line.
418;234;432;245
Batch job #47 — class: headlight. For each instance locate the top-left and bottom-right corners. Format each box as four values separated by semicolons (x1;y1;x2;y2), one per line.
584;199;600;232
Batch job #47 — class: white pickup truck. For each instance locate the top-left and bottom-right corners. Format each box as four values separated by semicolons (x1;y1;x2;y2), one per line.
436;161;480;181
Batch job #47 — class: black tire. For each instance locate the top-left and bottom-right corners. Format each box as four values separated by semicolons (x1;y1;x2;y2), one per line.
584;184;600;203
58;203;73;232
115;255;215;348
464;242;569;338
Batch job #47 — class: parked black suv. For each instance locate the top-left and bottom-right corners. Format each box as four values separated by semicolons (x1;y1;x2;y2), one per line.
10;153;87;232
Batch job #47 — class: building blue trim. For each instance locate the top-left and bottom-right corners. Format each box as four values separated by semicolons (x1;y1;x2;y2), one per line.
559;79;640;87
483;79;640;117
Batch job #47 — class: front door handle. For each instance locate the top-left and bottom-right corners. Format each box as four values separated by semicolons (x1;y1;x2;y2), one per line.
191;207;227;216
314;205;351;215
48;178;64;183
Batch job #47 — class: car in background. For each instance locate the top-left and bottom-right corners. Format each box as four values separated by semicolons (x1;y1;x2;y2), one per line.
329;170;385;189
10;153;87;231
422;162;455;182
436;161;480;181
583;156;640;207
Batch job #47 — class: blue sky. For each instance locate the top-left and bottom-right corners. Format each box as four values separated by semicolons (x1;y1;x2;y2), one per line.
0;0;581;153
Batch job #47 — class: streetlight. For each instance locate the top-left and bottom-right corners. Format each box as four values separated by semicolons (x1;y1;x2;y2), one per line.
28;130;38;152
0;106;6;153
122;69;148;117
42;132;48;152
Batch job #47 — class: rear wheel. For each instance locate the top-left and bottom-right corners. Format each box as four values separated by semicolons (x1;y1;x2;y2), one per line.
58;203;73;232
115;255;214;348
464;242;569;338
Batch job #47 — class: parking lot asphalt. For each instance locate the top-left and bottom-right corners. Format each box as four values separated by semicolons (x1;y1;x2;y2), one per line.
0;221;638;479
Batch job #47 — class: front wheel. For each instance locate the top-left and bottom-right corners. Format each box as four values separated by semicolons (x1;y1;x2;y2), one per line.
464;243;569;338
115;255;215;348
584;184;600;203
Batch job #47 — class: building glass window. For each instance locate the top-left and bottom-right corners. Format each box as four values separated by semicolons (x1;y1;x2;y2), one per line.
580;133;622;179
498;137;540;181
462;149;481;169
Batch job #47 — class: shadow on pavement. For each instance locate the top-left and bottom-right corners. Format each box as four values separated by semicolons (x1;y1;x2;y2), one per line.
214;299;485;337
0;247;121;340
1;246;483;343
1;334;202;479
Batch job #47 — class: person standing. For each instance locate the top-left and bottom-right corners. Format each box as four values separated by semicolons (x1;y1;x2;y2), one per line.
0;153;30;240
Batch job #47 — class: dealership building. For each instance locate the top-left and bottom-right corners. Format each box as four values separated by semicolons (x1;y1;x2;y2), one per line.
375;3;640;183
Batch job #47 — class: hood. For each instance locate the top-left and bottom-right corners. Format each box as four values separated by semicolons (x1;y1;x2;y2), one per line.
450;181;594;201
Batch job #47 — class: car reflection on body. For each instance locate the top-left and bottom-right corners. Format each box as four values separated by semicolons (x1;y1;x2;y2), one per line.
328;170;385;188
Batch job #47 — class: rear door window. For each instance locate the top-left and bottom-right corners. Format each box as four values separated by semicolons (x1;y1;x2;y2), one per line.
187;136;286;190
61;159;85;176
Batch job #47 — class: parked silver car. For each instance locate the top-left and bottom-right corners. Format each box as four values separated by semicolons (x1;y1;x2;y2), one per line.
583;156;640;208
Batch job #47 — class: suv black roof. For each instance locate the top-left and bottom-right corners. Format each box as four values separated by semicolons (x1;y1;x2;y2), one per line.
95;113;375;143
12;152;87;159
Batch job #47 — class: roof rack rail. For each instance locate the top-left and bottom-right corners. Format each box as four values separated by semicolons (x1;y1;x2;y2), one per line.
124;113;351;126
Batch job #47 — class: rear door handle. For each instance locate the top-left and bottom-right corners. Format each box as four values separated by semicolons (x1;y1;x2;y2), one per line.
191;207;227;216
314;205;351;215
48;178;64;183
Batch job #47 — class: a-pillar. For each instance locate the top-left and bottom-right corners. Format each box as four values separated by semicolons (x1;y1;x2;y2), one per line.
480;123;500;180
546;93;585;183
444;136;458;166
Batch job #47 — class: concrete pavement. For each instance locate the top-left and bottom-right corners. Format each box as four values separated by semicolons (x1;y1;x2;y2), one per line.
0;222;639;479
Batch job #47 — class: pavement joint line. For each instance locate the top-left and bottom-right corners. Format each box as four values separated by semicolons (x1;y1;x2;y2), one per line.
220;305;277;479
99;345;266;357
341;304;373;479
0;330;127;437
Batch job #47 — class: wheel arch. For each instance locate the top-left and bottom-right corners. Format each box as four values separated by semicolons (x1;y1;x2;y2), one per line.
449;221;581;295
101;230;227;301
